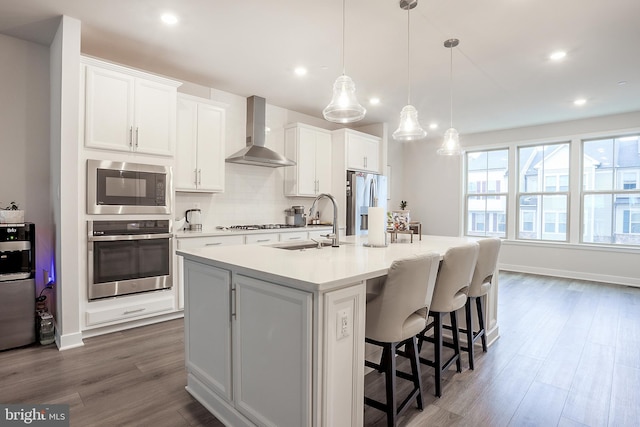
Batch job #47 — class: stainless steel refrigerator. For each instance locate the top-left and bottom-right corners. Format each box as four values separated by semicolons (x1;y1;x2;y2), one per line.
346;170;388;236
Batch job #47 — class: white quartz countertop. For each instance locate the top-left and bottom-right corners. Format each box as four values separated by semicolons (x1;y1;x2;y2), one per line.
177;234;480;293
175;224;332;238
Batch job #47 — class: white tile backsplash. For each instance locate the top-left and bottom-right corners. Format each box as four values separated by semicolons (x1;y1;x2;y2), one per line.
175;162;313;227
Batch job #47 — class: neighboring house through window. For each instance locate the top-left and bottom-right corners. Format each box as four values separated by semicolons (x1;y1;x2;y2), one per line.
582;136;640;245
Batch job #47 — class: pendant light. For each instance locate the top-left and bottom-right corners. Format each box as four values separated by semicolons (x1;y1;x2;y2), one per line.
437;38;463;155
392;0;426;141
323;0;366;123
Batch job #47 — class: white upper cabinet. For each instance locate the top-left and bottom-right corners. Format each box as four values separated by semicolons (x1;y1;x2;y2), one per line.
82;57;181;157
333;128;381;173
175;95;226;192
284;123;332;197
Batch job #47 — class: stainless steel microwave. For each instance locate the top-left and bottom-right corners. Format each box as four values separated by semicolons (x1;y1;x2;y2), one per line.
87;160;172;215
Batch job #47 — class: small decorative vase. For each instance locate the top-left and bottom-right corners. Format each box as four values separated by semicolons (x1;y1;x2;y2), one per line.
392;210;410;231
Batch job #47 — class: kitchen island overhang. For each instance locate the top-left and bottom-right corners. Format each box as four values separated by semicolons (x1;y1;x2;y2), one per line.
178;235;499;427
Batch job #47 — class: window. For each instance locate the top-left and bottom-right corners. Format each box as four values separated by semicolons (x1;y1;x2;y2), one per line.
582;136;640;245
517;143;569;241
464;149;508;237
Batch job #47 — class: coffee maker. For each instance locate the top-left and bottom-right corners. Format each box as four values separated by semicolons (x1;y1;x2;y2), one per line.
292;206;306;227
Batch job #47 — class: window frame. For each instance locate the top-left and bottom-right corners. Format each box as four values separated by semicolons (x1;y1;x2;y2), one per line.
516;142;571;242
580;135;640;246
463;148;509;238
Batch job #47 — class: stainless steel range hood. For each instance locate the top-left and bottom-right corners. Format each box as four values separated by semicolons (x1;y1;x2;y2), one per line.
225;96;296;168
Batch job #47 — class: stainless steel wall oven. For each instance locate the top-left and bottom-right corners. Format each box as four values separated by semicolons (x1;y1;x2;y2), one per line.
88;220;172;300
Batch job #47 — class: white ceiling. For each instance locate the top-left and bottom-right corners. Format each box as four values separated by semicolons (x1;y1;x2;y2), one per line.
2;0;640;136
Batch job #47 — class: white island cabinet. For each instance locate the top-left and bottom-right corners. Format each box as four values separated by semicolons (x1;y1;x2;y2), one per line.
178;234;500;427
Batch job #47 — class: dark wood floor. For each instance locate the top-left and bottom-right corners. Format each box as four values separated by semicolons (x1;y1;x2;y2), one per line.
1;271;639;426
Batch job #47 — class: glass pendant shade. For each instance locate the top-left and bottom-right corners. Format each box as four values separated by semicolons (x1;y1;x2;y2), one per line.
392;105;427;141
323;75;366;123
437;127;463;155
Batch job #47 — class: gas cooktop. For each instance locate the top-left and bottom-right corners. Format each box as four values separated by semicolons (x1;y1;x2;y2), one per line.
216;224;301;231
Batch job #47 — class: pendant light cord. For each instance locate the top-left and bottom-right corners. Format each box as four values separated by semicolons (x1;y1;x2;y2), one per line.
449;43;454;128
342;0;346;75
406;7;411;105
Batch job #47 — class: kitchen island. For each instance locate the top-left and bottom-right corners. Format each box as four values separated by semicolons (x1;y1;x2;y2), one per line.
177;234;499;427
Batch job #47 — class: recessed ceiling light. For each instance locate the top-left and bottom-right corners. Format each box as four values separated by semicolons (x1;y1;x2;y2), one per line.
369;97;380;105
294;67;307;76
429;123;438;130
574;98;587;106
550;50;566;61
618;80;628;86
161;13;179;25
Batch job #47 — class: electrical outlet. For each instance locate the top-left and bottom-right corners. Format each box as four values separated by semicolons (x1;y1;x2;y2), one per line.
336;309;350;340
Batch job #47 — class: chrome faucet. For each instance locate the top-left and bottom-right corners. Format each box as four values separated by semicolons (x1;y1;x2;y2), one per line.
309;193;339;247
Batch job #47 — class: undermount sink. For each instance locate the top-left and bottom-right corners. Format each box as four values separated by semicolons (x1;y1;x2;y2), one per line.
269;240;333;250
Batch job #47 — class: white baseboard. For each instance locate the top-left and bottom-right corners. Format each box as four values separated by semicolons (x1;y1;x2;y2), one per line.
57;331;84;351
81;311;184;339
499;264;640;288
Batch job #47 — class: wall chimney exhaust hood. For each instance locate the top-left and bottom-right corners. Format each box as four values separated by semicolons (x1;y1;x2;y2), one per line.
225;95;296;168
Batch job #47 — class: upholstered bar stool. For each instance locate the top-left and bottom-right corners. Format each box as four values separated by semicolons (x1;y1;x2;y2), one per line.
364;253;440;427
417;242;479;397
463;237;501;370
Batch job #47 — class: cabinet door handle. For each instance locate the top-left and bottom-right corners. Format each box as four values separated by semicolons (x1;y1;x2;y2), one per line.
230;287;236;319
129;126;133;147
135;127;139;148
198;169;202;185
194;169;198;186
364;156;367;168
123;307;145;315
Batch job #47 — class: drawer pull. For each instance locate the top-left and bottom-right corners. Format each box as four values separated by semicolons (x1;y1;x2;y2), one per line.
288;237;302;240
257;239;270;242
206;242;222;246
123;308;146;315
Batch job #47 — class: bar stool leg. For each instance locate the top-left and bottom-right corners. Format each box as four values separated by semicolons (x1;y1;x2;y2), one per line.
476;296;488;352
465;298;475;370
383;343;397;427
450;311;462;373
406;337;423;410
434;312;443;398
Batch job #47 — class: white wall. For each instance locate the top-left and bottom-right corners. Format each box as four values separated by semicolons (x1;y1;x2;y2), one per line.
0;35;53;294
403;139;462;236
402;111;640;286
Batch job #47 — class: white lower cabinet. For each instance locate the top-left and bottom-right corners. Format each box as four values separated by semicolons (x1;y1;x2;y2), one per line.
279;231;308;242
85;292;174;327
183;260;312;427
233;274;312;427
245;233;278;245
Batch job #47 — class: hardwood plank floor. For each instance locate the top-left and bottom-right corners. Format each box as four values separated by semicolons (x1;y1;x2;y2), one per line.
0;271;638;426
